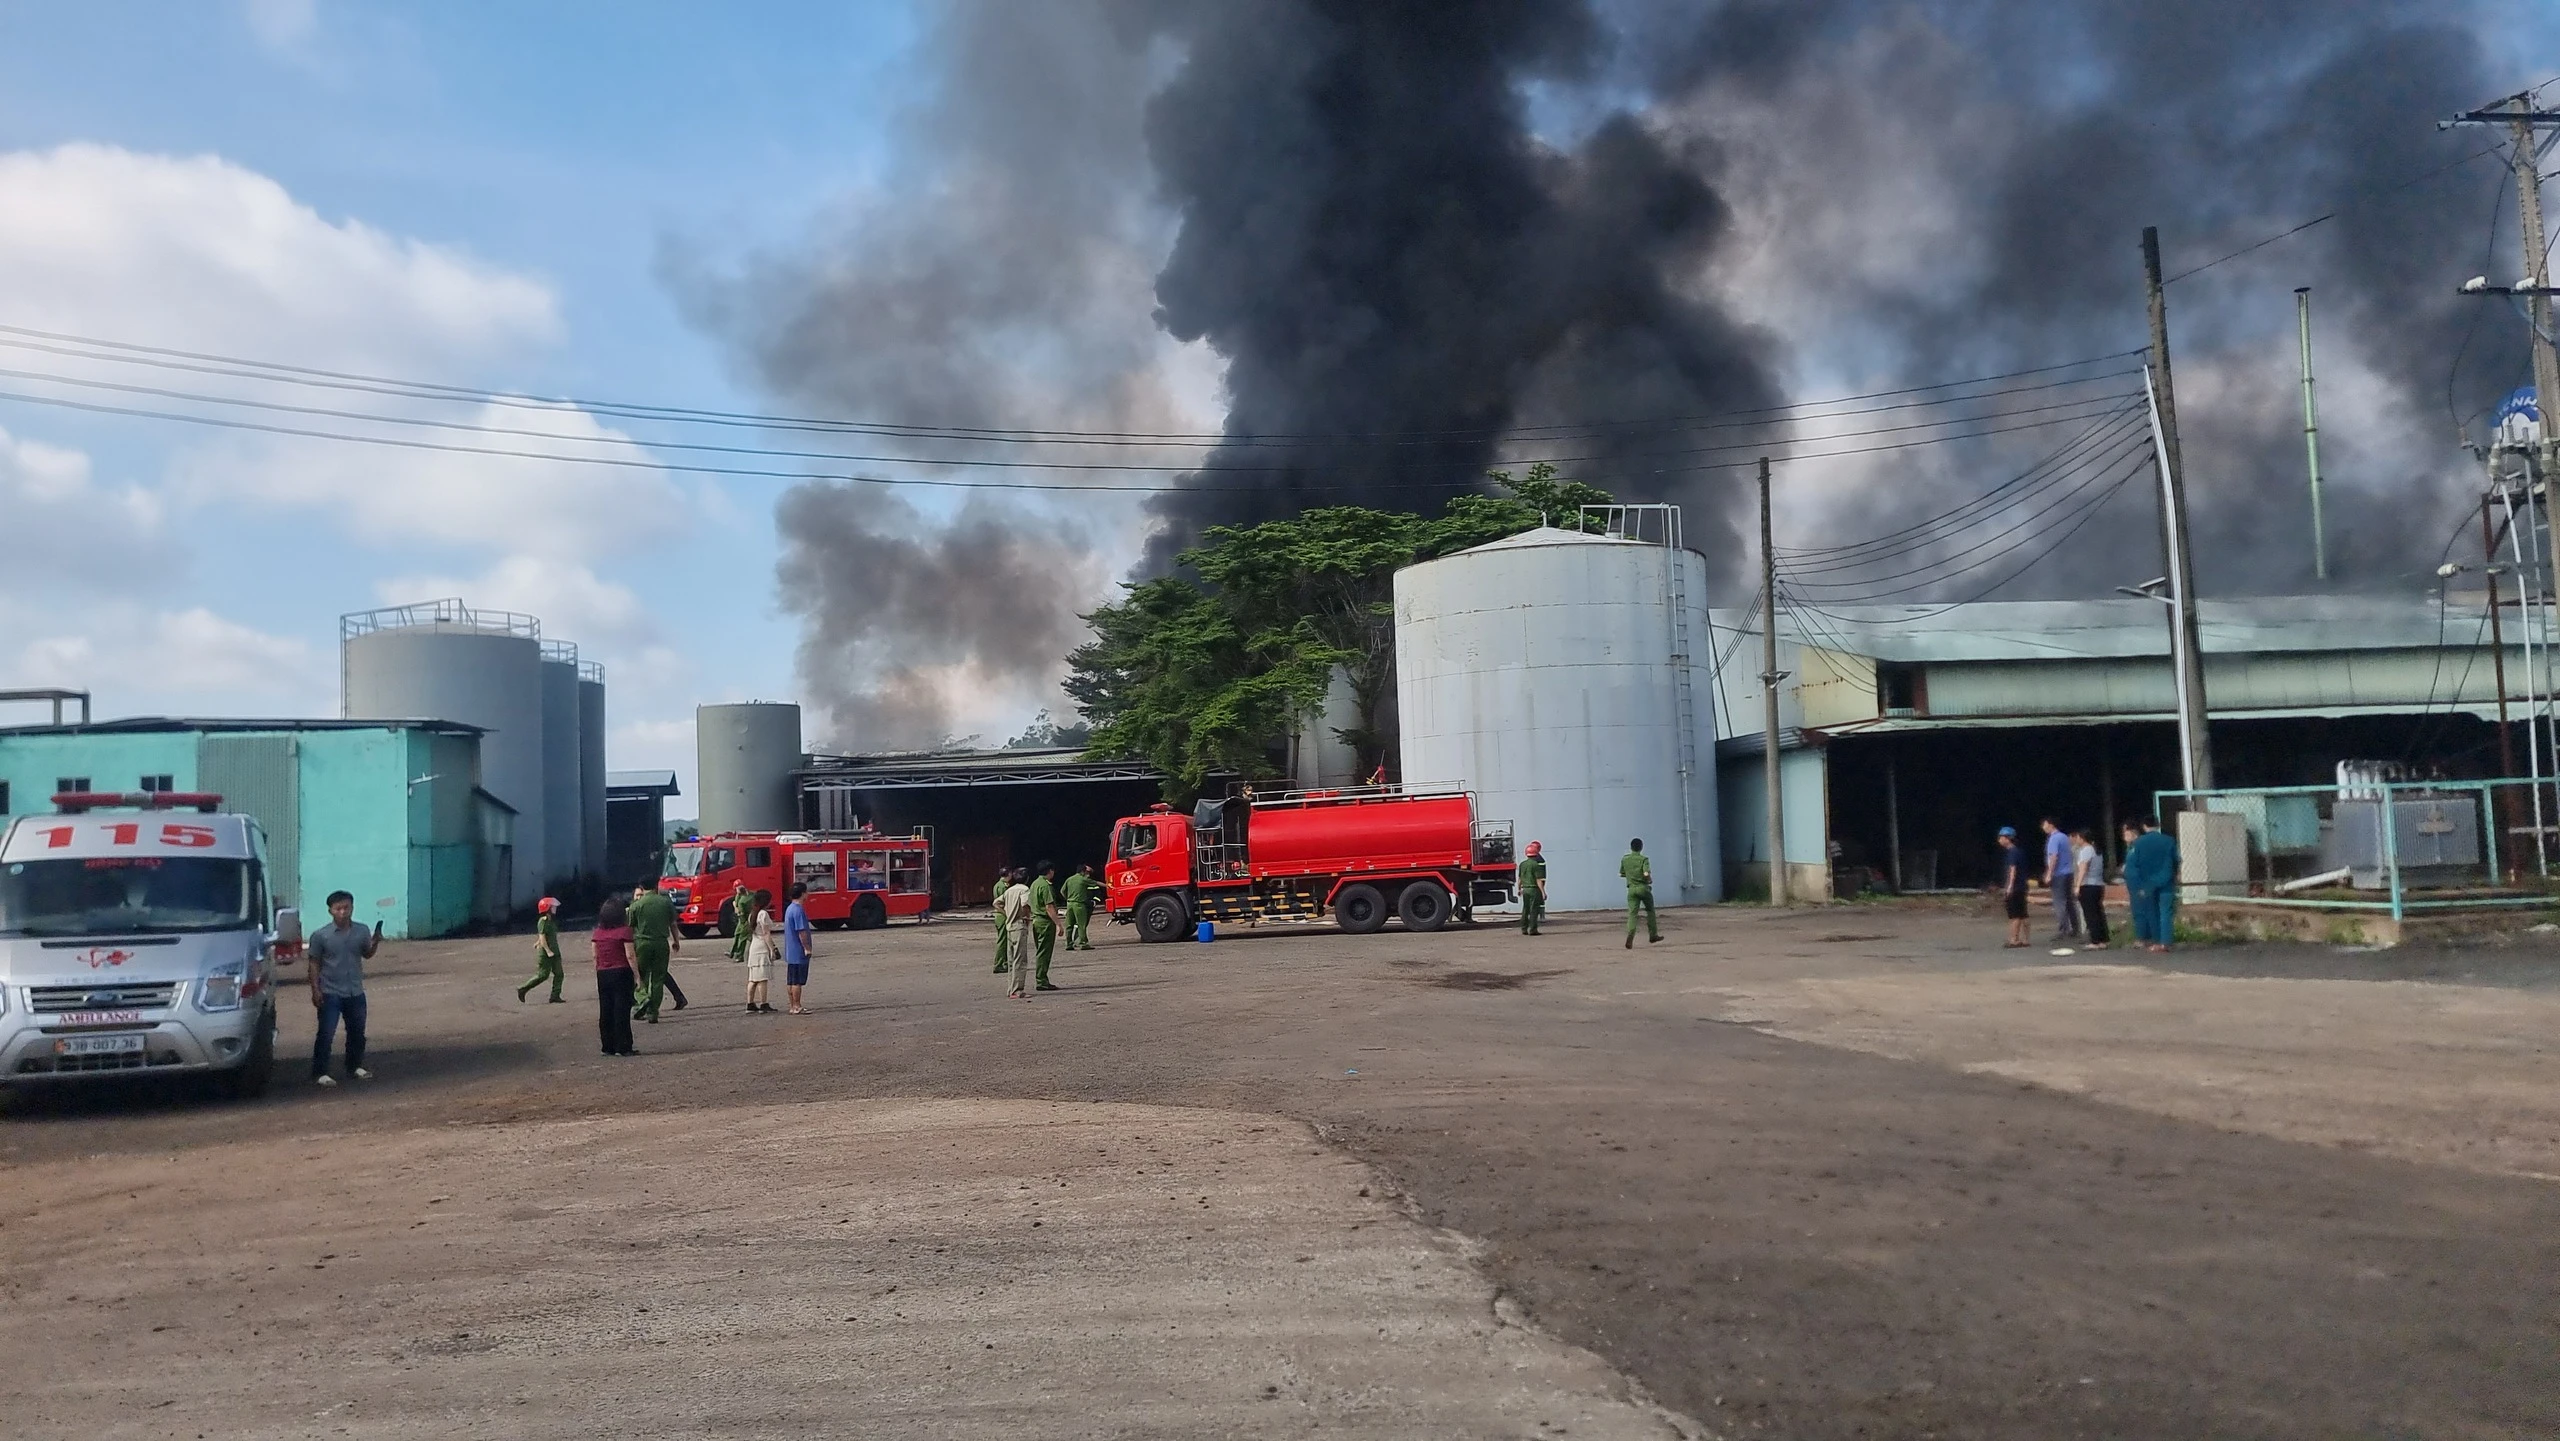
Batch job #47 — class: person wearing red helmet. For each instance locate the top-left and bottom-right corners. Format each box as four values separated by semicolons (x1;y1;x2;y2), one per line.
517;896;565;1003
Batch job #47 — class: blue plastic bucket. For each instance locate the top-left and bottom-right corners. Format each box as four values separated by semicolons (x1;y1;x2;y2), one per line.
1195;919;1215;943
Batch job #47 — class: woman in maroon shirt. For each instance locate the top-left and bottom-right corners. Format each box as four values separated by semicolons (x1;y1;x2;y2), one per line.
592;896;637;1057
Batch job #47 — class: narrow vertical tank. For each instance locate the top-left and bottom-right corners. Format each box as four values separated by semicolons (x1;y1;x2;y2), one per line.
577;662;607;884
537;642;583;891
1393;524;1721;912
697;702;802;834
342;599;546;911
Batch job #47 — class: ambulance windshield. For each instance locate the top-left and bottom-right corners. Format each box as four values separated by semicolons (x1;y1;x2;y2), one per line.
0;856;258;937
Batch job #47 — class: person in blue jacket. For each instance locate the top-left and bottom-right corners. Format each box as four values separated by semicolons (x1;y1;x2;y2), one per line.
2120;816;2180;952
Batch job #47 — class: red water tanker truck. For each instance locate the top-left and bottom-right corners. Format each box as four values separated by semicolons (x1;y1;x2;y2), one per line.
1103;786;1516;942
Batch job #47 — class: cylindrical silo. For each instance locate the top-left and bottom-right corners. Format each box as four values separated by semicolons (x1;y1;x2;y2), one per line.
697;702;802;835
538;642;583;892
342;599;547;912
577;663;607;884
1393;526;1721;912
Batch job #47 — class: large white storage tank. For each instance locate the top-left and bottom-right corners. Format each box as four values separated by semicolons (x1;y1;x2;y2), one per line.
343;599;546;911
1394;525;1721;912
538;642;583;891
577;662;607;884
698;702;802;834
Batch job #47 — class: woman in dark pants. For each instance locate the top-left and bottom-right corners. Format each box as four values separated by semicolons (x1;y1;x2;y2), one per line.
592;896;637;1056
2072;827;2111;948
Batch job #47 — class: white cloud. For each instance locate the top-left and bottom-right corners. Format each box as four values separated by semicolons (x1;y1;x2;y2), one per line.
0;144;556;369
0;425;172;586
242;0;318;54
1;601;326;718
176;398;689;557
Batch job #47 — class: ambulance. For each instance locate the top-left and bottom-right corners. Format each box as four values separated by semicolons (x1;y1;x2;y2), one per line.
0;792;287;1100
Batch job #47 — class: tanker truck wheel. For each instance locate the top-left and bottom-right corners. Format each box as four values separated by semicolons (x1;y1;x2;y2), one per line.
1136;892;1189;944
1333;883;1388;935
1397;882;1452;933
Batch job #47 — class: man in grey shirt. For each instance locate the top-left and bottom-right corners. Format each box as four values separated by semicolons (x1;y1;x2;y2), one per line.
308;889;380;1086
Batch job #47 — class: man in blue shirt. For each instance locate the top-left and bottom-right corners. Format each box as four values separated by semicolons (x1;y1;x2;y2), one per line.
2040;817;2079;940
2121;817;2180;953
782;882;815;1014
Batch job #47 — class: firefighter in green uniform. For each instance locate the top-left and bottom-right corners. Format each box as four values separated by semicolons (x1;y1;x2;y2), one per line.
1516;841;1546;936
993;873;1014;974
517;896;566;1002
1061;863;1098;951
726;881;755;964
628;877;686;1021
1029;860;1062;991
1621;837;1660;948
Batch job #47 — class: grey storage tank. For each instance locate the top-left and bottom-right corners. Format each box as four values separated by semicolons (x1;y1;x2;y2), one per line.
578;661;607;885
342;599;546;911
697;702;802;834
538;641;583;893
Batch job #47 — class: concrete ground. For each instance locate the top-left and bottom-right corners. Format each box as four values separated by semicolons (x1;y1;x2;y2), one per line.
4;900;2557;1439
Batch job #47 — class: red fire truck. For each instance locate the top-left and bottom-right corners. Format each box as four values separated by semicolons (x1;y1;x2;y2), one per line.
1104;786;1516;942
662;829;933;936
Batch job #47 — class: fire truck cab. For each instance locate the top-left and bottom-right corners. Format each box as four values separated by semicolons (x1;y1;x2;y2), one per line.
1105;785;1515;943
662;829;932;936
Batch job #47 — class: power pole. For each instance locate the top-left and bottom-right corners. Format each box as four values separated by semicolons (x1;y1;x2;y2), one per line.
2143;227;2215;791
1759;456;1789;907
2295;287;2327;580
2449;95;2560;603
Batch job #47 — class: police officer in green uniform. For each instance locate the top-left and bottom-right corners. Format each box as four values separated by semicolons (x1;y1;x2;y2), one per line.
628;877;687;1021
1061;863;1098;950
1516;842;1546;936
726;881;755;963
992;874;1014;973
1028;861;1062;991
517;896;566;1002
1621;838;1660;948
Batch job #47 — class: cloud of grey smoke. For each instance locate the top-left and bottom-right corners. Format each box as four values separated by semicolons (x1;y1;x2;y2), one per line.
685;0;2546;745
1634;0;2534;593
667;0;1197;747
774;483;1108;749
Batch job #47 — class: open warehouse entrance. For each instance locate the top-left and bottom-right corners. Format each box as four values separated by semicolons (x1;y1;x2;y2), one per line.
796;748;1166;911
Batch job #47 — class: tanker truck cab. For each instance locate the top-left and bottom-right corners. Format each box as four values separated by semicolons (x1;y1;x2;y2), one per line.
0;792;284;1101
1105;807;1195;940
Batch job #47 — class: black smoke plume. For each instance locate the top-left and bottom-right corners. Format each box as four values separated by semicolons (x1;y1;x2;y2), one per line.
689;0;2542;741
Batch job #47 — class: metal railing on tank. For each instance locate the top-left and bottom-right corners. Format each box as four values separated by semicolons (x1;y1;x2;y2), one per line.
341;597;542;640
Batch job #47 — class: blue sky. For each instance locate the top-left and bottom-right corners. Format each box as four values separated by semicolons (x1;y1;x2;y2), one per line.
0;1;947;801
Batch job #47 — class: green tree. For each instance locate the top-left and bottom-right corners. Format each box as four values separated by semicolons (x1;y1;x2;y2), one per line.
1068;465;1613;803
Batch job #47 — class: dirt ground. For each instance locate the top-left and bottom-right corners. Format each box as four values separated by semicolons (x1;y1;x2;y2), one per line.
5;900;2557;1440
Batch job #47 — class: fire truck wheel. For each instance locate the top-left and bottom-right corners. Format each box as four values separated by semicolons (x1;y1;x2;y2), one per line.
851;894;888;930
679;924;710;941
1334;883;1388;935
1136;892;1189;944
1397;882;1452;933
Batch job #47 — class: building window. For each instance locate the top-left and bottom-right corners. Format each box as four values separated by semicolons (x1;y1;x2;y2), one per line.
139;774;175;793
55;776;91;795
1876;664;1926;716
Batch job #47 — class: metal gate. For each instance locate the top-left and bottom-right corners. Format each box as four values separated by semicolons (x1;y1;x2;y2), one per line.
198;735;300;907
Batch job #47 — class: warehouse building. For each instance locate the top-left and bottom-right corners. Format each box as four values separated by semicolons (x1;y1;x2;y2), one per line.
0;715;508;938
1711;595;2538;897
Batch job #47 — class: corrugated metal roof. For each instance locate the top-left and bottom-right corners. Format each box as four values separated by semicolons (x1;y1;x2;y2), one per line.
1707;595;2538;663
0;715;486;738
605;769;680;797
